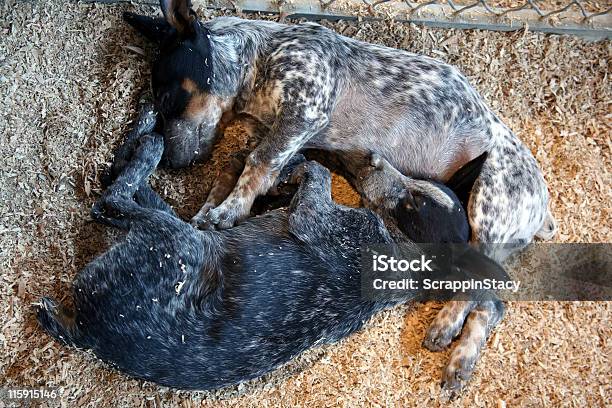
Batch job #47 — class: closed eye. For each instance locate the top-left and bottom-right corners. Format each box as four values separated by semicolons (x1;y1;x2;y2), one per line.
159;92;170;110
414;196;427;209
405;194;425;211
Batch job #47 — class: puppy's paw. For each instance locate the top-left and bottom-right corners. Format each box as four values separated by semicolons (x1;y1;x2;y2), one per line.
423;302;470;352
274;153;307;188
91;190;112;221
423;322;461;351
423;322;458;352
190;204;215;230
192;201;247;230
190;216;214;230
441;344;477;391
91;191;125;224
135;103;157;136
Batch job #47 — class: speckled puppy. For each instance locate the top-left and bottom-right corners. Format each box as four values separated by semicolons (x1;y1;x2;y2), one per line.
124;0;556;389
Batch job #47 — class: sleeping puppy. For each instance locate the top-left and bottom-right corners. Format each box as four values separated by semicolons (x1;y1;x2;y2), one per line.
36;107;505;390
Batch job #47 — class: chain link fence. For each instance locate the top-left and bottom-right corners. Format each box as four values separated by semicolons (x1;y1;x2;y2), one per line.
91;0;612;38
322;0;611;20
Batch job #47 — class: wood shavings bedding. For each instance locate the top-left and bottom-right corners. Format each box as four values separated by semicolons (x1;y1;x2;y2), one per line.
0;1;609;406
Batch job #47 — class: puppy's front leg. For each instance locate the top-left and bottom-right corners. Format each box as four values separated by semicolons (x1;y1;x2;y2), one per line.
91;132;165;230
191;114;267;228
191;150;248;229
193;49;335;229
101;103;157;187
193;114;328;230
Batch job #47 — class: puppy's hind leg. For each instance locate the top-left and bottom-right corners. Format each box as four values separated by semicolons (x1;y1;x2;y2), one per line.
286;161;334;237
133;184;177;217
101;103;157;187
91;132;164;229
104;132;164;198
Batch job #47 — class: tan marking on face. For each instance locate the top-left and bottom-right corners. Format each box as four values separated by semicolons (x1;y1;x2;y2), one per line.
186;93;234;124
181;78;199;94
180;78;235;124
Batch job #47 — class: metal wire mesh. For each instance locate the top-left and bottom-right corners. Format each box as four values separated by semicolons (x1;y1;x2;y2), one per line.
321;0;612;21
88;0;612;38
247;0;611;38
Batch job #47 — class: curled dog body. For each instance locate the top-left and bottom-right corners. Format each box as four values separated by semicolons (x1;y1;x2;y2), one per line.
39;136;393;390
124;2;554;248
37;109;505;391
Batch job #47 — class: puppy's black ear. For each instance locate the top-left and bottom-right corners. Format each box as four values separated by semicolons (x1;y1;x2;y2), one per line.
160;0;197;36
453;244;509;283
123;12;172;43
445;152;488;210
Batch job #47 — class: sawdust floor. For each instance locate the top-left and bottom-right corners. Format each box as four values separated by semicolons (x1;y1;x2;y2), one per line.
0;1;610;407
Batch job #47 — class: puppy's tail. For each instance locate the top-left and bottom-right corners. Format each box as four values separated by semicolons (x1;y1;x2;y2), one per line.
36;297;82;347
536;209;557;240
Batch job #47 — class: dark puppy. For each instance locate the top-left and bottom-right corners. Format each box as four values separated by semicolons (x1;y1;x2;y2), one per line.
37;110;504;391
